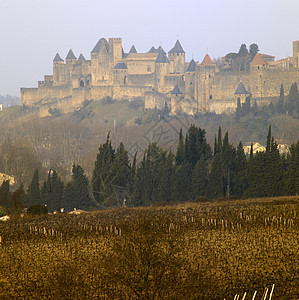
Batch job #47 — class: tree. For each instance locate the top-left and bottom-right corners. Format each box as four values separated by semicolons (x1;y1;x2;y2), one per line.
283;142;299;195
206;154;223;198
277;83;284;114
62;165;94;211
11;185;25;215
236;98;242;120
232;142;248;197
286;82;299;116
191;157;208;200
249;43;259;59
238;44;249;56
0;180;10;208
175;128;185;165
92;134;115;205
40;169;64;212
27;169;40;207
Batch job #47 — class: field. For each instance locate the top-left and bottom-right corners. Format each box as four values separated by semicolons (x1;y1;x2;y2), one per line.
0;197;298;299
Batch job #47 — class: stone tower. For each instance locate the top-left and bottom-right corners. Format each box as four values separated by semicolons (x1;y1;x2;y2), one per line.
53;53;65;86
185;59;196;99
234;81;250;105
196;54;217;113
109;38;123;67
293;41;299;68
170;84;183;114
168;40;185;74
155;48;170;93
65;49;77;86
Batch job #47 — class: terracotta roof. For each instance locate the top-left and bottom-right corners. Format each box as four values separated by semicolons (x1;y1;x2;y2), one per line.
186;59;196;72
234;81;249;95
113;62;127;69
129;45;137;53
201;54;213;65
260;53;275;58
171;84;182;95
78;54;86;61
169;40;185;53
53;53;64;62
66;49;77;60
250;53;268;66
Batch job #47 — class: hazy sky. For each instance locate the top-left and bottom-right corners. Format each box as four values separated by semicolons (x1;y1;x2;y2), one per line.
0;0;298;96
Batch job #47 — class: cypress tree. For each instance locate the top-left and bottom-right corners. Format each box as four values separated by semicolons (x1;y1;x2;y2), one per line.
191;157;208;200
62;165;94;211
175;128;185;165
206;154;224;199
92;134;115;205
40;169;64;212
27;169;40;207
0;180;10;208
277;83;284;114
232;142;248;197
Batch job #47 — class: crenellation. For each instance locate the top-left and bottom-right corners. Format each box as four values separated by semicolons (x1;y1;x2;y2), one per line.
20;38;299;115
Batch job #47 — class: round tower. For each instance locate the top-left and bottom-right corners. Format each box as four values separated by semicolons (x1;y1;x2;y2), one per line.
155;49;170;93
168;40;185;74
53;53;64;86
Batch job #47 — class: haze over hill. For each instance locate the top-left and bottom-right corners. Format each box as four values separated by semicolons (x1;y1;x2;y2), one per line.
0;0;299;96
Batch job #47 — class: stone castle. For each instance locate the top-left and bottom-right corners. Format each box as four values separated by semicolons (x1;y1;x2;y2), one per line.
20;38;299;116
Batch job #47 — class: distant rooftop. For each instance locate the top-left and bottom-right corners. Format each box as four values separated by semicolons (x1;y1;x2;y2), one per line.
169;40;185;53
186;59;196;72
53;53;64;62
66;49;77;60
113;62;127;69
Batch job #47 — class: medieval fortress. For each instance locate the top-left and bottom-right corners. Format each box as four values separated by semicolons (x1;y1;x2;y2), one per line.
21;38;299;116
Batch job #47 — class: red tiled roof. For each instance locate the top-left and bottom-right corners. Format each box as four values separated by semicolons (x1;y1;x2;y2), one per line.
250;53;268;66
201;54;213;65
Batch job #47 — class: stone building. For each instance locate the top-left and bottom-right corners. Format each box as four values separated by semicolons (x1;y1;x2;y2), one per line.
20;39;299;116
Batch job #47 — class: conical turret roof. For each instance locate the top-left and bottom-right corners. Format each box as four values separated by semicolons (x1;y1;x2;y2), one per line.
156;49;169;63
78;53;86;61
129;45;137;53
149;46;157;53
201;54;213;65
53;53;64;62
171;84;183;95
66;49;77;60
234;81;249;95
250;53;268;66
91;38;109;53
186;59;196;72
169;40;185;53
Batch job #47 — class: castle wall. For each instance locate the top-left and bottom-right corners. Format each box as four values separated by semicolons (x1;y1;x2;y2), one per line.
113;85;152;100
127;74;155;86
145;91;168;110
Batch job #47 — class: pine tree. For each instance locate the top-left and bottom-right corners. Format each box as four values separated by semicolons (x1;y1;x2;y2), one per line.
27;169;40;207
286;82;299;116
62;165;94;211
249;43;259;59
173;162;192;202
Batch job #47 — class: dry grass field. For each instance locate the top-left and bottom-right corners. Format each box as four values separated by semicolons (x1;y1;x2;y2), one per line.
0;196;298;299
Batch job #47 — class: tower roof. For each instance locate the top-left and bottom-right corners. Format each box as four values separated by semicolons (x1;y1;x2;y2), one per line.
250;53;268;66
169;40;185;53
171;84;183;95
53;53;64;62
186;59;196;72
201;54;213;65
156;49;169;63
66;49;77;60
234;81;249;95
129;45;137;53
149;46;157;53
78;53;86;61
91;38;109;53
113;62;127;69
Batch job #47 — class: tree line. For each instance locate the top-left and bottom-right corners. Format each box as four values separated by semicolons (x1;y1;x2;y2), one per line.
0;125;298;213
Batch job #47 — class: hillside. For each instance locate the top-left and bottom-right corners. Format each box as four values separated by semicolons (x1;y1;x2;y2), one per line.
0;196;298;299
